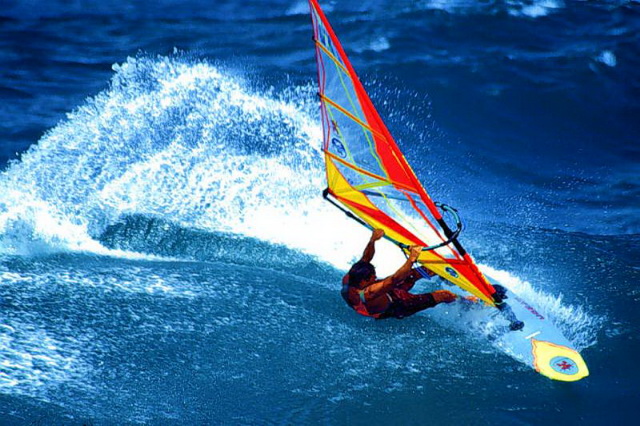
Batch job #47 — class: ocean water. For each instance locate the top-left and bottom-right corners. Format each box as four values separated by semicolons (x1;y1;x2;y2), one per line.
0;0;638;424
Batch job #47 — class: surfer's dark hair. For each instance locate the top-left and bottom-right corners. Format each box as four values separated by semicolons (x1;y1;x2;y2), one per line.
348;261;376;287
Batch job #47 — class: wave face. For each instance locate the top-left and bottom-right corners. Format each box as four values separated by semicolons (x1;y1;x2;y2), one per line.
1;57;332;258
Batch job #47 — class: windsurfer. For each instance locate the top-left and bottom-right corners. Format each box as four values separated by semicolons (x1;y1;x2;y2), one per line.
341;229;458;319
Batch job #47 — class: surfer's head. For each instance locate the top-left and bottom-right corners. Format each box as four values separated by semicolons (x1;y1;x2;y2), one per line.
348;261;376;287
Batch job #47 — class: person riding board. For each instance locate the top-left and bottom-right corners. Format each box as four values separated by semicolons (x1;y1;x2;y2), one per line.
342;229;458;319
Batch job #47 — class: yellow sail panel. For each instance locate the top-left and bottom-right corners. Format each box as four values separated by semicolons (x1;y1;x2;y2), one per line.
328;154;495;306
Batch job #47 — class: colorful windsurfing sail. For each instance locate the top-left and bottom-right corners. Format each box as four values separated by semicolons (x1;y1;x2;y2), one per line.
309;0;501;306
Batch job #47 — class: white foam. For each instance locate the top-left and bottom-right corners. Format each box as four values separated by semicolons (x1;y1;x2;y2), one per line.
285;1;310;16
354;36;391;53
477;264;603;350
0;57;320;260
508;0;564;18
596;50;617;67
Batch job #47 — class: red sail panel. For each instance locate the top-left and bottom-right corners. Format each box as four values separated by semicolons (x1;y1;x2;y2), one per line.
310;0;441;220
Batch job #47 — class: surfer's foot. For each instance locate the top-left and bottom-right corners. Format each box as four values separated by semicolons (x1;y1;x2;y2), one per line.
509;320;525;331
432;290;457;304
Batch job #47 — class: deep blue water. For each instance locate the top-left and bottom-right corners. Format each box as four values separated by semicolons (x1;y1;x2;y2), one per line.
0;0;639;424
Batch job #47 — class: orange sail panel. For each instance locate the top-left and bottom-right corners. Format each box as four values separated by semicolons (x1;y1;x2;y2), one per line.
309;0;497;306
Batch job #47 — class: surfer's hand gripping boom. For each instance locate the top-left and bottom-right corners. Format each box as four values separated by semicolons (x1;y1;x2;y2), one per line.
407;245;422;262
370;229;385;242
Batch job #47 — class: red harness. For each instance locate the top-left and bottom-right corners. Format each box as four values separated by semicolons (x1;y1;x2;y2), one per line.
341;274;384;318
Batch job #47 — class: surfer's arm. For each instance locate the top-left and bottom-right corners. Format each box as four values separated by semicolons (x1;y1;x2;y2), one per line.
360;229;385;263
363;245;422;299
389;245;422;285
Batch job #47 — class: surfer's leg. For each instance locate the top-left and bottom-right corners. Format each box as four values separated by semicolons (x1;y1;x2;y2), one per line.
395;275;418;291
387;289;437;318
395;268;427;291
